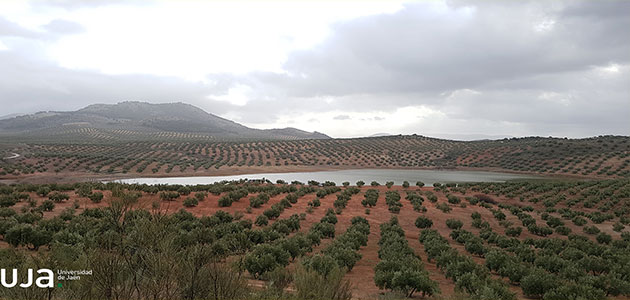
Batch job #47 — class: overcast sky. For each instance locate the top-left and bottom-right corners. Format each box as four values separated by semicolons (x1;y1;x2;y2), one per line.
0;0;628;139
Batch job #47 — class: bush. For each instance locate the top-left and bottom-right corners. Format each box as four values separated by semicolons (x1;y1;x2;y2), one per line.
596;232;612;244
583;225;601;235
0;207;16;218
183;197;198;207
36;187;51;197
40;200;55;212
89;192;104;203
554;226;571;235
294;264;352;300
159;191;180;201
48;192;69;203
255;215;269;227
572;216;587;226
447;194;461;204
415;216;433;229
446;219;463;230
194;192;207;201
612;222;624;232
375;217;438;298
505;226;522;237
0;195;17;207
361;189;378;207
520;268;557;298
436;203;451;213
244;244;290;278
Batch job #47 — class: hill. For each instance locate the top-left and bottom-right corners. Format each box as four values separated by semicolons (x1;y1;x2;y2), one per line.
0;101;329;141
1;134;628;180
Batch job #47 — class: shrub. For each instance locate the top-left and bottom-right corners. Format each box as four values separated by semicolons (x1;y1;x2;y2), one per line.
612;222;624;232
361;189;378;207
520;268;557;298
572;216;587;226
255;215;269;227
596;232;612;244
294;264;352;300
217;196;232;207
183;197;198;207
159;191;180;201
446;219;463;230
89;192;104;203
48;192;70;203
436;203;451;213
447;194;461;204
415;216;433;229
36;187;51;197
194;192;207;201
505;226;522;237
0;207;16;218
244;244;290;278
40;200;55;212
0;195;17;207
583;225;600;235
554;226;571;235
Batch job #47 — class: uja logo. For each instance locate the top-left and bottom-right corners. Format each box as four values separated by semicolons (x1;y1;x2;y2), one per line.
1;269;54;288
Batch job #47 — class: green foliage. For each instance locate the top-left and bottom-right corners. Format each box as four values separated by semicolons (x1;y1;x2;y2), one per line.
385;190;402;213
0;195;17;207
159;191;180;201
88;191;104;203
255;214;269;226
375;217;439;297
40;199;55;212
361;189;379;207
48;191;70;203
436;202;452;213
244;244;290;278
446;218;463;230
294;264;352;300
415;216;433;229
521;268;557;298
183;197;198;207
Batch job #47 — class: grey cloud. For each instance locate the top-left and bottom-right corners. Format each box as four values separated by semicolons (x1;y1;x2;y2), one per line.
232;0;629;136
43;19;85;35
29;0;152;10
1;0;628;138
264;1;629;97
0;16;40;38
333;115;350;120
0;50;234;116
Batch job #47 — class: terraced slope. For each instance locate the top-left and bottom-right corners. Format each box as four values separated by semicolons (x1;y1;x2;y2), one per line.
1;135;629;179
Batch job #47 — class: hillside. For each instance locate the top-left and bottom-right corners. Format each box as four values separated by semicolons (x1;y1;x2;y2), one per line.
0;101;329;141
1;135;628;180
1;180;629;299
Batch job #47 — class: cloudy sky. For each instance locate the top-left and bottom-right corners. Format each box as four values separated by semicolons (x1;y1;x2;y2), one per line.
0;0;628;139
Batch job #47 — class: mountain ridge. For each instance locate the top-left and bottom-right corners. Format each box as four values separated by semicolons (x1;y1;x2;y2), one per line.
0;101;330;140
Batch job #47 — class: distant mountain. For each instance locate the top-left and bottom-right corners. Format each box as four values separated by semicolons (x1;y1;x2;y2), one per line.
369;133;392;137
0;113;25;120
0;101;330;140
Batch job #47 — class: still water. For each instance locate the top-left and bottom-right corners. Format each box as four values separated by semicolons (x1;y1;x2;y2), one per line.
116;169;539;186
